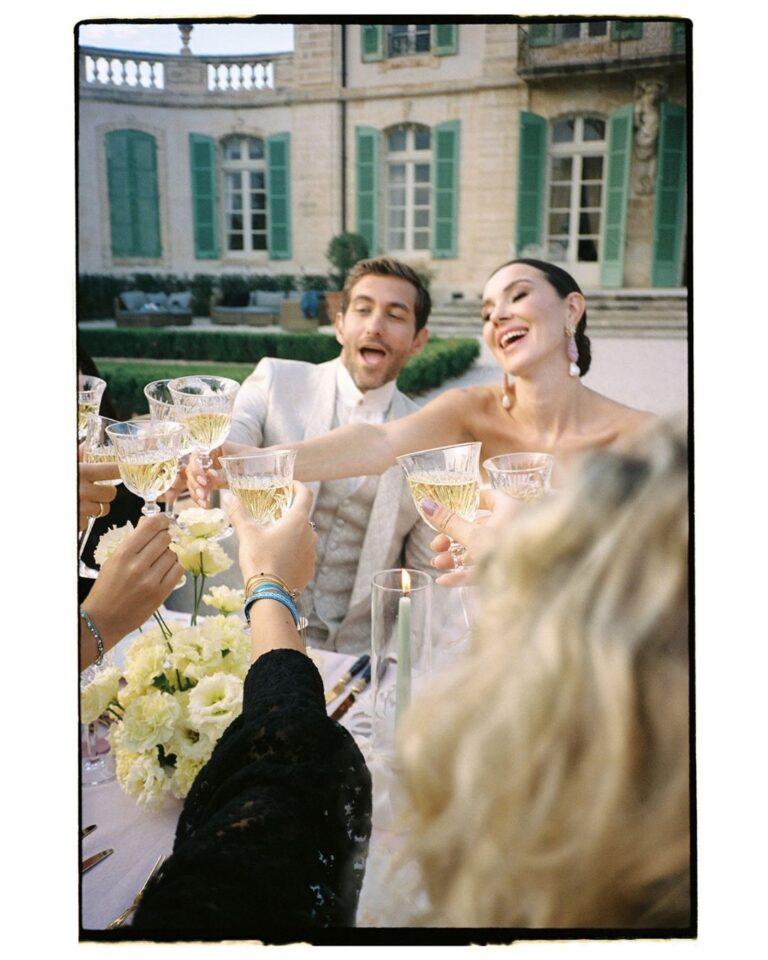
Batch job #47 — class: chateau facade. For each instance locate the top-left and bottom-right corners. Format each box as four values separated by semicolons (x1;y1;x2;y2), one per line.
78;20;688;304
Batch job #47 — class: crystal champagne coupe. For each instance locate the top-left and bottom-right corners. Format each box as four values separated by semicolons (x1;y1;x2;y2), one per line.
78;375;106;440
79;414;121;579
483;452;554;501
106;421;184;517
219;450;297;525
167;376;240;473
397;442;482;571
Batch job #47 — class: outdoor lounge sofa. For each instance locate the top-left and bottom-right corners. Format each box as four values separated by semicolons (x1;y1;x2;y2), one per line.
209;289;302;327
114;290;193;327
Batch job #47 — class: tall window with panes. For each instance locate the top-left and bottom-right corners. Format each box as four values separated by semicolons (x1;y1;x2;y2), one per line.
221;135;267;253
546;116;606;274
387;24;431;56
385;124;431;253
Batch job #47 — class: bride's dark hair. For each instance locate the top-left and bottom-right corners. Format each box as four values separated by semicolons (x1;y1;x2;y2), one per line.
489;259;592;376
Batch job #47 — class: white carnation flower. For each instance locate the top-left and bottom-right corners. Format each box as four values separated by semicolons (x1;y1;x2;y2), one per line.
175;507;228;539
120;690;182;752
116;748;171;810
187;672;244;740
93;522;135;566
80;667;120;724
170;755;207;800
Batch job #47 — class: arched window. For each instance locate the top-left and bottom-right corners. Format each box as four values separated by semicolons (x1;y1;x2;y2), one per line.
385;124;431;254
546;115;606;267
221;135;267;253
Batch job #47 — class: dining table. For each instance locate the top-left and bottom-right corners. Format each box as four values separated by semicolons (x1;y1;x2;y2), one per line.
79;607;456;934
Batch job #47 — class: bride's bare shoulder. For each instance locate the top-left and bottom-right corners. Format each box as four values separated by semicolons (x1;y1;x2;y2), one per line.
589;390;659;442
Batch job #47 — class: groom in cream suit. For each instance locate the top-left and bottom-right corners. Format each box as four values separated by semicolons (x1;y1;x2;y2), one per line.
228;257;435;653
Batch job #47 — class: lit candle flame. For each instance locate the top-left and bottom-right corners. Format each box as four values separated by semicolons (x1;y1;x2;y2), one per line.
401;569;411;595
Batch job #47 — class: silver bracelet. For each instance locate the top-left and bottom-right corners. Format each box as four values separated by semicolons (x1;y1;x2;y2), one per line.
79;607;105;666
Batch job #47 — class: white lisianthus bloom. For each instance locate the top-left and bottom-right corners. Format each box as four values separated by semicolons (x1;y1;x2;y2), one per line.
175;507;228;539
117;749;171;810
168;714;213;762
203;584;245;614
187;672;244;740
170;537;233;577
94;522;135;566
80;667;121;724
121;690;182;752
170;755;207;800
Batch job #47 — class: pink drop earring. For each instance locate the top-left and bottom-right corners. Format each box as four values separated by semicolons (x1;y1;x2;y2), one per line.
565;326;580;377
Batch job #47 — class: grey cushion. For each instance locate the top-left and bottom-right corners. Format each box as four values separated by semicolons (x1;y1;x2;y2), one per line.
256;291;283;308
120;291;147;311
168;291;192;310
146;292;169;308
248;291;260;307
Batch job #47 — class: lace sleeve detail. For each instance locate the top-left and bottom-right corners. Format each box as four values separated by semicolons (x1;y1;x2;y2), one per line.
132;649;372;939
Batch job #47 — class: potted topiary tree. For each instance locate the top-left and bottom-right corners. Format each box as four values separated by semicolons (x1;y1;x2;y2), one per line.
324;232;369;319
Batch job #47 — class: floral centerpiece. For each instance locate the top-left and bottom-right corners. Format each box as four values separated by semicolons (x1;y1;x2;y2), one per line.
81;508;249;810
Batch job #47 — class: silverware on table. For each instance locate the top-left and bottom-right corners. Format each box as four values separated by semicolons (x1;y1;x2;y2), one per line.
107;854;165;929
81;848;113;874
330;664;372;721
80;824;97;839
325;654;370;705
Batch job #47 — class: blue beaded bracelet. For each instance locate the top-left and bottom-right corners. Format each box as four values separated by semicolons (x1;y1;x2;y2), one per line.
244;586;300;626
79;607;105;666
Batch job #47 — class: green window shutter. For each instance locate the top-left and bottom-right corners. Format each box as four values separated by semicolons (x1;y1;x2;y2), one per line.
599;104;633;288
189;134;219;259
432;120;460;259
432;24;458;55
671;21;686;54
361;25;384;62
528;24;556;47
266;132;291;260
356;126;380;256
106;129;161;258
652;102;687;287
516;112;547;255
611;21;643;41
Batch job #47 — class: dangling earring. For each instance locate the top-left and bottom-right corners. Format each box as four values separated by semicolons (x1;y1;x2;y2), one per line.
565;326;580;377
501;373;512;410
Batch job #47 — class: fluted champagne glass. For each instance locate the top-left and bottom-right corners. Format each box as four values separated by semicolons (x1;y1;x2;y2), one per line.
106;421;184;517
397;442;482;571
78;375;106;440
483;452;554;502
167;376;240;473
79;414;121;579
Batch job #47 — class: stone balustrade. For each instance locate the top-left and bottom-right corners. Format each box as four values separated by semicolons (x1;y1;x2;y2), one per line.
79;47;288;96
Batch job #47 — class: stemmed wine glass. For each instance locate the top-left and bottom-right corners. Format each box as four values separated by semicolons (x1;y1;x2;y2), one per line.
79;414;121;579
219;450;297;525
167;376;240;473
397;442;482;571
78;375;106;440
144;379;195;517
105;421;185;517
483;452;554;501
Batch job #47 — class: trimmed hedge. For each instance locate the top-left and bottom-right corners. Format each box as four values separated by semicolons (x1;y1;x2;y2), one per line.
89;335;479;418
79;328;343;365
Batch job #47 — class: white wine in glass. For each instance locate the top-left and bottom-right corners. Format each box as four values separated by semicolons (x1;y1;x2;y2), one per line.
106;421;184;517
397;442;482;570
79;414;122;579
168;376;240;471
78;375;106;440
220;451;296;526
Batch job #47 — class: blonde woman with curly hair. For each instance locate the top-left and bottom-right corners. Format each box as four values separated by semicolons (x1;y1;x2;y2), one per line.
398;417;690;929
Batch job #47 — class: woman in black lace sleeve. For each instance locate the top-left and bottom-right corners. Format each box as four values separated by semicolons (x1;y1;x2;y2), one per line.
132;484;372;941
